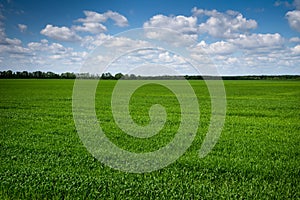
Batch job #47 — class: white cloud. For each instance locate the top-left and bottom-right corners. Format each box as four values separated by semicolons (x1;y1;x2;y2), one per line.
290;37;300;42
0;44;29;55
73;22;107;34
77;10;128;26
291;44;300;54
105;10;129;27
194;40;237;55
80;33;112;50
4;38;22;46
283;1;300;33
82;34;149;51
144;28;197;46
76;10;107;23
40;24;81;42
228;33;284;49
143;14;198;45
0;37;30;55
27;39;49;51
190;33;283;56
26;39;88;72
74;11;107;34
18;24;27;33
28;40;75;56
144;14;197;35
158;51;172;62
0;10;115;72
209;51;300;75
73;10;128;34
187;31;297;75
192;8;257;39
0;17;30;56
286;10;300;32
106;48;195;76
102;36;150;49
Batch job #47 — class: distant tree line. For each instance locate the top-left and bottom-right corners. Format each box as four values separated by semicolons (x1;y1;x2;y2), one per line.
0;70;120;80
0;70;76;79
185;75;300;80
0;70;299;80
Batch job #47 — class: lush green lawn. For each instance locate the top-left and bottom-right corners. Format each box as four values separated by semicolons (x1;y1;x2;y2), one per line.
0;79;299;199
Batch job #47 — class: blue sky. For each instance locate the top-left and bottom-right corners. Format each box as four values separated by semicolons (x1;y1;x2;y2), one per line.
0;0;300;75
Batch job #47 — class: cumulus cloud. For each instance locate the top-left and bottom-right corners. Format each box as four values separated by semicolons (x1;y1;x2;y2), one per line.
105;48;195;76
105;10;129;27
140;8;300;75
0;42;29;55
73;22;107;34
291;44;300;54
1;10;128;72
40;25;81;42
73;10;128;34
18;24;27;33
103;36;149;48
190;33;284;56
290;37;300;42
144;14;197;35
143;14;198;45
194;40;237;55
81;34;150;53
0;36;30;55
26;39;88;71
81;33;112;50
2;38;22;46
192;8;257;39
283;0;300;32
77;10;128;26
0;16;29;56
228;33;284;49
30;40;87;63
289;37;300;43
286;10;300;32
187;31;295;75
76;10;107;23
27;39;48;49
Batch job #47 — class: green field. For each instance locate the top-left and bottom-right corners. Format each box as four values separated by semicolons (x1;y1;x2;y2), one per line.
0;79;299;199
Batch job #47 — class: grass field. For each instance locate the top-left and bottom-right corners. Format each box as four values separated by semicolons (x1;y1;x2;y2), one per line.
0;79;299;199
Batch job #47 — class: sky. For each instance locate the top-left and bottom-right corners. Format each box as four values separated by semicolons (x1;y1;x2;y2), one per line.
0;0;300;75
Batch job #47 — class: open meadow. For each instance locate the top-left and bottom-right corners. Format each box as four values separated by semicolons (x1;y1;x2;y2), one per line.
0;79;299;199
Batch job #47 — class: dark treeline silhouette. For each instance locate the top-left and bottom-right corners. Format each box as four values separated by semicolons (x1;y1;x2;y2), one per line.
0;70;299;80
0;70;75;79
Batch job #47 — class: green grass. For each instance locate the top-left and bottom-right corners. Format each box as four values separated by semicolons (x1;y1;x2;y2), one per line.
0;79;299;199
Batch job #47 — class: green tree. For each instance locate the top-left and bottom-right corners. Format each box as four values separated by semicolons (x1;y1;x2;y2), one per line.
114;73;124;80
